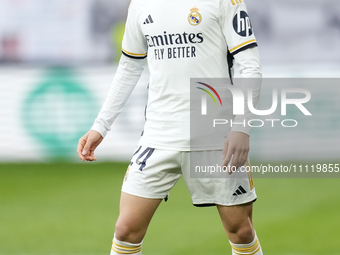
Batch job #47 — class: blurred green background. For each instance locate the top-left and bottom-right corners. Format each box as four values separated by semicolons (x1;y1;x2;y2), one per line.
1;162;339;255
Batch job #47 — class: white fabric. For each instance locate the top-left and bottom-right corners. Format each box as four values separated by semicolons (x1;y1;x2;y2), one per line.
91;56;146;137
231;47;262;135
92;0;262;150
122;146;257;206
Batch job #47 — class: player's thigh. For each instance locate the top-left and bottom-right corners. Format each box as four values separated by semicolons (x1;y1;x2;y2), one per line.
115;192;162;243
116;146;182;243
217;202;254;243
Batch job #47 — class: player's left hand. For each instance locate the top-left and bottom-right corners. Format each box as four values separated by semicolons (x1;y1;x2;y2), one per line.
222;131;249;175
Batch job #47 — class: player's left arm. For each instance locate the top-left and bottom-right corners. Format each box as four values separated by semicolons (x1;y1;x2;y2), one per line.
223;47;262;172
219;0;262;170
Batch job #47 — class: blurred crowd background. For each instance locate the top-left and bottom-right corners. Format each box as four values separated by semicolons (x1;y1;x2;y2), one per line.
0;0;339;162
0;0;129;64
1;0;340;65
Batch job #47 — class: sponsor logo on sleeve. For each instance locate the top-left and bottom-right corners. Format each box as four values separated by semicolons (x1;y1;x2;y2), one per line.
233;11;253;37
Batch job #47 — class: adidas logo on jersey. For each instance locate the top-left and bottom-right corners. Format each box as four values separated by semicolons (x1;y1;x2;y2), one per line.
143;15;154;24
233;185;247;196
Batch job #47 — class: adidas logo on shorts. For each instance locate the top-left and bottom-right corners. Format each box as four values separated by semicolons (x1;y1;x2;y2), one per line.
233;185;247;196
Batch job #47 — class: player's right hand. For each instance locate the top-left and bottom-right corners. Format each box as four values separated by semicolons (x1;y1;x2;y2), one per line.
77;130;104;162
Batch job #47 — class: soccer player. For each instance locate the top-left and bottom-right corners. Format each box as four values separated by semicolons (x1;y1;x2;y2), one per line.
77;0;263;254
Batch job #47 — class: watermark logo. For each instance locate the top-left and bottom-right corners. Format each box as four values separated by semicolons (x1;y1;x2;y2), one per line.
197;83;311;116
195;80;312;128
196;82;222;115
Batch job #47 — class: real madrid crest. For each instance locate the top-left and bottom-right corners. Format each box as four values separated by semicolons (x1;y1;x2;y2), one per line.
188;7;202;26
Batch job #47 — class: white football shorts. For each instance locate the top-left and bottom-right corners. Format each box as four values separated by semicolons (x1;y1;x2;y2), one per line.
121;146;257;206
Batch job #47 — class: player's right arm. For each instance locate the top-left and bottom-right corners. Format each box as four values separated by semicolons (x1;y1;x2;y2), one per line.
77;0;147;161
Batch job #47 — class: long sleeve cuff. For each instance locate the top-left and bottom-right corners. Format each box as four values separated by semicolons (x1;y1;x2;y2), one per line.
91;119;110;138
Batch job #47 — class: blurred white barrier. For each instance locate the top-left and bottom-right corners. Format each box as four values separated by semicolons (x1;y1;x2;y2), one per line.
0;66;149;162
0;65;339;162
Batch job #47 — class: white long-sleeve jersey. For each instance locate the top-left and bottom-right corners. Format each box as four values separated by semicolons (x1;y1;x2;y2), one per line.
91;0;262;151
